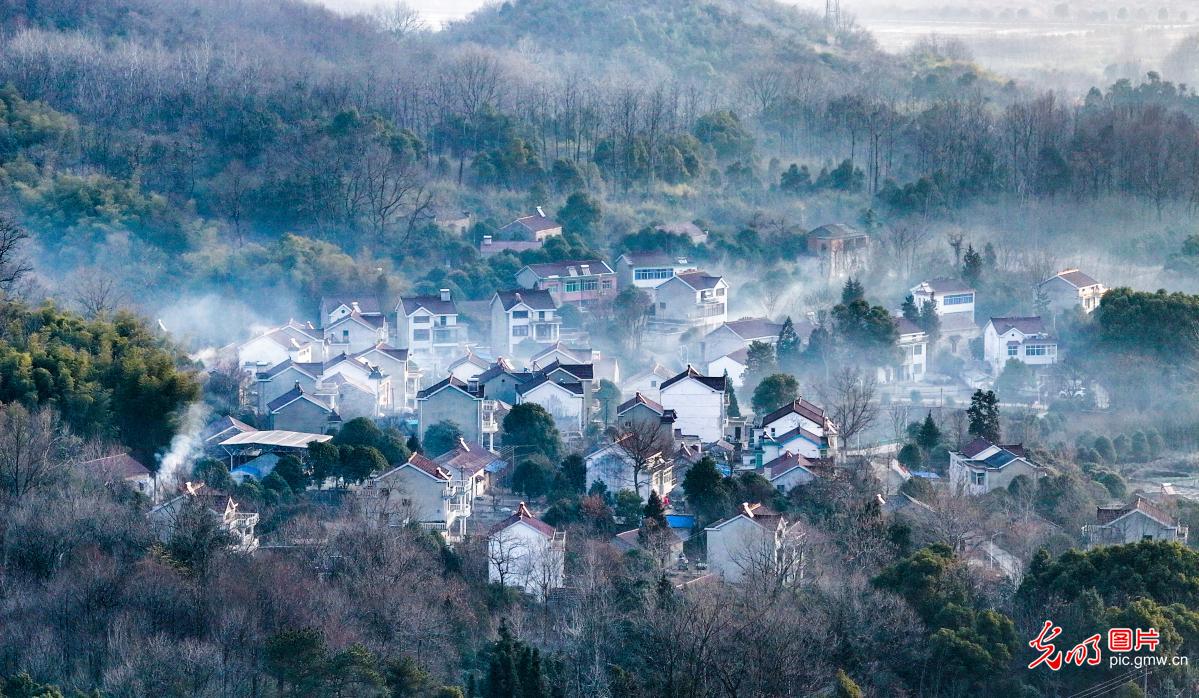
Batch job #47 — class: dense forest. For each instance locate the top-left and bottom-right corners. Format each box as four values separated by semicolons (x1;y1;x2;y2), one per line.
0;0;1197;696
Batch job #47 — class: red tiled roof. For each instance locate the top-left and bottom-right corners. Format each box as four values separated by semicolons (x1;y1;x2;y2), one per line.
489;502;557;537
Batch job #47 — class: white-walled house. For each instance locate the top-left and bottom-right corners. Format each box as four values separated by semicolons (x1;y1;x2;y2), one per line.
910;278;980;356
489;290;560;359
1039;269;1106;314
764;451;820;492
353;343;421;412
983;317;1058;375
622;362;675;401
1083;497;1188;548
614;251;696;289
750;398;839;466
700;318;784;362
395;290;464;376
360;454;470;539
447;350;491;383
488;503;566;597
658;366;727;443
234;321;324;372
881;317;927;383
320;296;385;328
585;435;673;501
323;310;388;356
707;347;748;388
517;375;586;433
515;259;617;309
651;272;728;331
948;437;1044;496
434;438;504;500
704;503;804;584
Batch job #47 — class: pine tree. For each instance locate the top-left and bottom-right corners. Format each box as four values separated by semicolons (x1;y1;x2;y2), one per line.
916;411;941;452
962;245;983;287
643;490;667;526
406;433;422;454
967;390;1000;442
485;622;521;698
724;370;741;417
901;294;920;323
841;277;865;304
776;316;800;366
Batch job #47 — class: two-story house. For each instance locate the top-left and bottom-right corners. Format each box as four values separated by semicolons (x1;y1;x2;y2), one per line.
323;309;388;356
361;453;470;539
983;317;1058;375
396;290;464;376
750;398;839;466
882;317;928;383
1083;496;1188;548
622;362;675;401
416;376;488;449
496;207;562;242
699;317;784;363
265;384;341;434
658;366;727;443
488;502;566;597
948;437;1044;495
490;289;560;359
434;438;505;500
585;434;674;501
515;259;617;309
807;223;870;278
517;375;587;434
614;251;696;289
233;321;324;373
651;271;729;331
910;278;979;356
320;295;385;329
353;343;422;413
1039;269;1107;314
704;502;805;584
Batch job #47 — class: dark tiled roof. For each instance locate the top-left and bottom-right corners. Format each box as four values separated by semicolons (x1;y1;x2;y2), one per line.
673;271;724;291
530;342;591;365
417;375;483;400
327;309;385;329
1052;269;1101;289
354;343;409;362
500;213;560;235
960;437;994;458
765;451;814;479
760;399;830;430
990;316;1049;336
809;223;866;240
202;415;255;442
400;295;458;316
718;317;783;340
406;453;451;481
257;359;321;380
80;453;151;479
660;365;725;392
1096;497;1176;527
516;374;584;396
321;295;382;316
617;392;667;416
523;259;614;278
267;386;332;413
541;360;593;381
435;441;504;476
489;502;557;537
494;289;557;311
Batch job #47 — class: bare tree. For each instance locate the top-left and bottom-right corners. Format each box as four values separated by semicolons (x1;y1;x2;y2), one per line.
371;2;427;38
611;412;674;496
878;222;930;279
819;366;880;453
0;404;76;500
70;267;127;319
885;403;911;447
0;216;32;299
946;229;966;267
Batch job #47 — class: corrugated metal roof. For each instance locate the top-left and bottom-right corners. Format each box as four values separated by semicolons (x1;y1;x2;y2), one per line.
220;430;333;448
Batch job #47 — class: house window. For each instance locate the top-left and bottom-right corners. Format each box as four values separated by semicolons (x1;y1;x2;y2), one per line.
380;488;391;497
914;344;923;355
512;310;529;319
972;471;985;485
564;280;581;293
659;302;666;310
602;279;613;289
943;293;973;305
413;329;430;342
342;329;350;341
513;326;529;337
1007;344;1018;357
635;268;673;281
1026;345;1049;357
412;315;429;324
716;287;725;297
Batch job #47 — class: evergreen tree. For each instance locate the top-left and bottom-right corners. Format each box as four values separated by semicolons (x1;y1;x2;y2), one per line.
743;340;777;387
643;490;667;527
918;299;941;343
841;277;865;304
967;390;1000;442
901;294;920;323
962;245;983;287
485;623;521;698
776;316;800;366
751;373;800;414
719;371;741;419
1093;435;1116;463
406;433;422;454
916;411;941;452
682;457;728;525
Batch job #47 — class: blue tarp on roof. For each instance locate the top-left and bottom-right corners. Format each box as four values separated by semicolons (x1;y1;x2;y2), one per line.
484;459;508;473
982;450;1016;468
231;453;280;482
908;470;942;480
665;514;695;530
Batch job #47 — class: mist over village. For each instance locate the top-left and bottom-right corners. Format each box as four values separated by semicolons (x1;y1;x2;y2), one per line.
0;0;1198;696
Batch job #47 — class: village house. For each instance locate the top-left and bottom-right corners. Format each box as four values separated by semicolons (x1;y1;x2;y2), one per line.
883;317;928;383
360;453;470;539
515;259;617;309
395;289;465;376
488;503;566;597
658;366;727;443
910;278;980;356
320;295;385;329
699;317;783;363
948;437;1044;496
651;271;729;331
529;341;593;368
707;347;748;388
497;207;562;242
232;321;324;372
622;362;675;401
704;502;805;584
983;316;1058;375
1083;496;1188;547
447;350;491;383
517;375;587;434
614;251;696;289
1039;268;1107;314
323;308;388;355
416;376;489;448
434;438;505;500
265;384;341;433
489;289;561;359
79;453;153;495
749;398;839;466
353;343;421;412
148;483;260;553
764;451;823;492
654;221;709;245
616;392;677;445
807;223;870;278
585;435;674;501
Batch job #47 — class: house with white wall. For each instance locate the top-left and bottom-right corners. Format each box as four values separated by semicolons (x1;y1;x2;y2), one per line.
700;317;784;363
395;290;464;376
704;502;804;584
1039;269;1106;314
516;259;616;309
488;503;566;597
1083;497;1188;548
658;366;727;443
353;343;421;412
323;310;388;356
360;453;470;539
489;289;560;359
622;362;674;401
884;317;928;383
983;317;1058;375
652;272;728;331
948;437;1044;496
585;435;673;501
707;348;748;389
517;375;587;434
910;278;980;356
750;398;839;466
614;251;696;289
320;295;385;329
233;321;324;372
